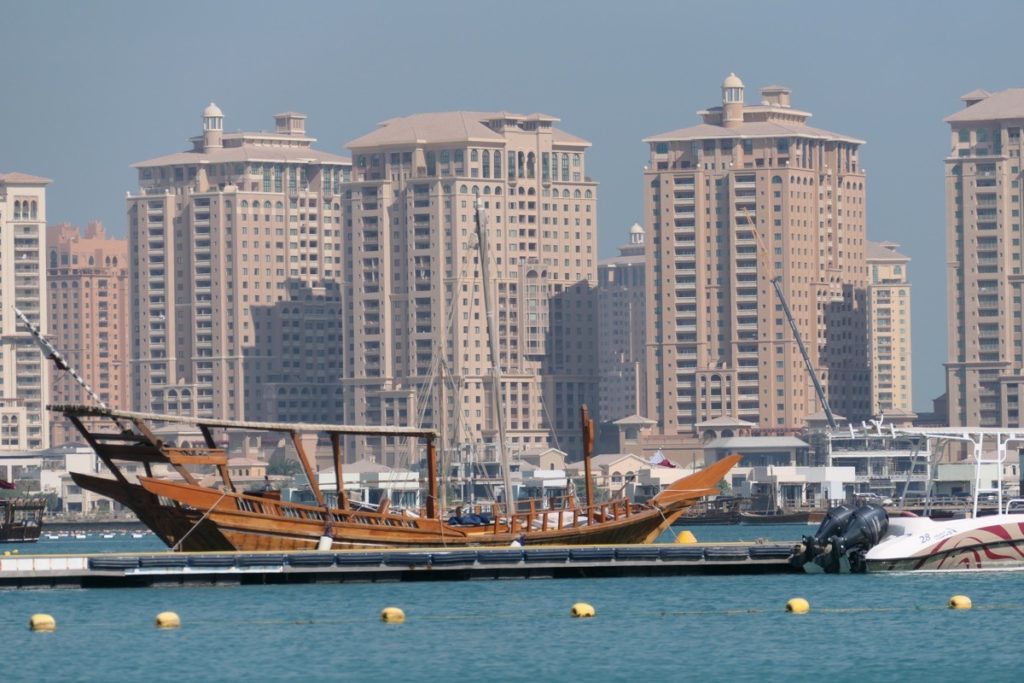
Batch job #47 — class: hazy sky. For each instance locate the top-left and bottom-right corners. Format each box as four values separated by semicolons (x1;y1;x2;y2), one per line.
2;0;1022;411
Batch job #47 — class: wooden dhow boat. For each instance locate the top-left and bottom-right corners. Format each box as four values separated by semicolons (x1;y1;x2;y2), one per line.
52;403;740;551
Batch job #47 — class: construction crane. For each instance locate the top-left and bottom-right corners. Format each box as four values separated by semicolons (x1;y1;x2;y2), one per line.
738;210;837;430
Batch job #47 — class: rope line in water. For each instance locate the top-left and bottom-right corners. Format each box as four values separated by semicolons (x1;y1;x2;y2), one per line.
6;602;1022;630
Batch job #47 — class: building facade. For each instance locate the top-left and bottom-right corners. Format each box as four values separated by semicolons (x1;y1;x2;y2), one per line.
46;221;129;445
127;104;350;423
866;240;912;416
945;88;1024;427
0;173;51;450
643;74;870;433
597;223;647;424
342;112;598;465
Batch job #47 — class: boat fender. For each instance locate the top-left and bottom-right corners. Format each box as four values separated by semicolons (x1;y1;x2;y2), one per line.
317;535;333;551
30;614;56;632
380;607;406;623
571;602;596;618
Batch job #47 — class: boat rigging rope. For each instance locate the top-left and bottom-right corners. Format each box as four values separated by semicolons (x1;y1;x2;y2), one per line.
171;488;230;552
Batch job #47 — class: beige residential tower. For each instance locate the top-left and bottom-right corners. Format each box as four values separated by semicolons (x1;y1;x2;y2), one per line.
643;74;870;433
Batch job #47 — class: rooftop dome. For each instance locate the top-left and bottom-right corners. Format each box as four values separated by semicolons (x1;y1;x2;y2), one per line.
722;73;744;89
629;223;644;235
203;102;223;118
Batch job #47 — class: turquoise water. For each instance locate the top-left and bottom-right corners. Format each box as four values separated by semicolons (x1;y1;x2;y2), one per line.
4;526;1021;682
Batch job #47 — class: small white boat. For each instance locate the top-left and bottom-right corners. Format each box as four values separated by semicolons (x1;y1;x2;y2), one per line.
74;533;87;540
45;534;60;540
796;425;1024;573
101;533;115;539
131;532;145;539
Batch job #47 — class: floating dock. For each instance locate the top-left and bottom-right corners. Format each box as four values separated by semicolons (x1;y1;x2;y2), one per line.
0;542;799;588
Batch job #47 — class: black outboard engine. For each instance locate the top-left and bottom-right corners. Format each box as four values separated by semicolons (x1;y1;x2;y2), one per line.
835;504;888;573
791;503;888;573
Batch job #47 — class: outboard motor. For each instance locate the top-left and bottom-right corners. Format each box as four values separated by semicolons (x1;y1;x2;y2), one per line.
791;503;888;573
834;504;888;573
794;504;856;570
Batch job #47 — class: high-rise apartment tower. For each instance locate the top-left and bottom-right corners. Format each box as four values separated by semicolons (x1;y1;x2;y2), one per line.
866;240;912;416
342;112;598;464
945;88;1024;426
643;74;870;432
127;105;350;422
597;223;648;423
46;221;129;445
0;172;51;450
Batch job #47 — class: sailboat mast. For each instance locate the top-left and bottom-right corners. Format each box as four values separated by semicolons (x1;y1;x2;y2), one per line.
473;198;515;515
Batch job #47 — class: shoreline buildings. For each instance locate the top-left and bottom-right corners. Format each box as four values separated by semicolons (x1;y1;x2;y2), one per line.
597;223;648;423
343;112;598;464
945;89;1024;427
866;240;912;416
126;105;350;423
642;74;870;434
0;172;51;450
46;221;129;445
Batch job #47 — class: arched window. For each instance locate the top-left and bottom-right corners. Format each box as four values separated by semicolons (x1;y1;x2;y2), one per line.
572;153;580;167
472;185;480;196
562;189;570;198
771;175;783;184
241;200;248;208
482;151;490;178
494;187;502;195
30;201;37;218
561;153;569;181
517;151;525;178
494;151;502;179
49;250;58;269
527;152;536;178
88;256;95;266
13;201;20;219
574;189;581;199
275;201;284;209
460;184;469;194
585;190;593;199
483;186;491;195
470;149;478;162
527;187;536;196
112;256;118;267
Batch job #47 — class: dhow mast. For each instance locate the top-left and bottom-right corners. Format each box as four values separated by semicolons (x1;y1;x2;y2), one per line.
473;198;516;515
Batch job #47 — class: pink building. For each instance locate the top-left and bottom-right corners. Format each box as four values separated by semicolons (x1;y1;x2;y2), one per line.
46;221;129;444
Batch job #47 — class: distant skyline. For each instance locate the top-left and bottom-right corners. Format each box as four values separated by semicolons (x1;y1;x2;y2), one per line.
3;0;1023;411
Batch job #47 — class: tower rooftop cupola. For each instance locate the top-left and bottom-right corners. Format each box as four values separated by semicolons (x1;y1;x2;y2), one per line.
629;222;645;244
721;73;745;128
202;102;224;149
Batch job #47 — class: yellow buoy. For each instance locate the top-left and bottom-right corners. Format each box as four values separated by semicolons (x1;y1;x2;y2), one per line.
155;611;181;629
675;530;698;545
571;602;596;618
29;614;56;632
949;595;972;610
380;607;406;623
785;598;810;614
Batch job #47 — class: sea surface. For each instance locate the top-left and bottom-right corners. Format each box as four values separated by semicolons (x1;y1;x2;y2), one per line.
3;525;1022;682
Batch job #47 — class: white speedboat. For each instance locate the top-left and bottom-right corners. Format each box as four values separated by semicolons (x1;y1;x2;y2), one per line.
795;425;1024;573
864;509;1024;571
